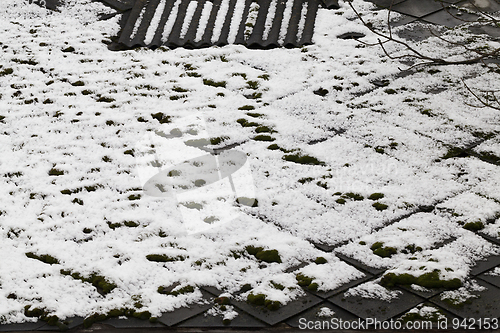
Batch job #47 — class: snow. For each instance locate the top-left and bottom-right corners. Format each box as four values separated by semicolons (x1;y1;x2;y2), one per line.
0;0;499;324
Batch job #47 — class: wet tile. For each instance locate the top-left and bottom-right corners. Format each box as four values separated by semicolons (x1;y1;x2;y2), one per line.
329;286;425;321
286;301;360;328
335;253;386;276
476;270;500;289
231;291;323;325
157;291;212;326
391;0;449;17
420;8;479;27
102;317;165;328
0;322;46;332
36;317;85;330
399;284;446;299
177;309;268;327
470;254;500;276
430;279;500;319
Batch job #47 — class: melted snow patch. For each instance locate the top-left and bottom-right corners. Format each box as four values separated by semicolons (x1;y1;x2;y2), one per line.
344;281;401;301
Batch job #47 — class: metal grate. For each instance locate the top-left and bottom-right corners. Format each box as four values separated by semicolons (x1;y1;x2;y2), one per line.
99;0;339;49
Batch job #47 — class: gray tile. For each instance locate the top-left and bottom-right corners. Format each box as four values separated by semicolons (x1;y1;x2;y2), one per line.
476;271;500;288
36;317;85;330
177;309;268;327
231;291;323;326
420;8;479;27
430;279;500;319
157;291;212;326
329;287;425;321
102;317;165;328
286;301;360;328
470;254;500;276
391;0;449;17
0;322;46;332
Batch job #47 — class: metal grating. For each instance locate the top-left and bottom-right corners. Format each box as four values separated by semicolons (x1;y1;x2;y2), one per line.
100;0;339;49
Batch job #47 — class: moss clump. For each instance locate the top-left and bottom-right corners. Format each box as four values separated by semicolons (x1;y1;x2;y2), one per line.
215;296;230;305
298;177;314;184
245;245;264;256
61;270;116;295
151;112;170;124
237;118;260;127
283;154;324;165
308;283;319;291
271;282;285;290
83;228;93;234
368;193;384;200
315;257;328;264
265;300;281;311
238;105;255;110
236;197;258;207
372;202;388;211
247;293;266;306
107;221;122;230
172;86;188;93
26;252;59;265
0;68;14;76
384;88;397;94
246;81;259;89
336;198;346;204
401;244;423;254
371;242;397;258
48;168;64;176
255;249;282;263
146;254;186;262
343;192;364;201
253;135;275;142
210;136;228;145
83;313;107;328
255;126;273;133
203;79;226;88
246;112;264;118
381;271;461;290
158;285;195;296
296;273;315;289
463;221;484;231
268;144;281;150
96;96;115;103
71;80;85;86
124;221;139;227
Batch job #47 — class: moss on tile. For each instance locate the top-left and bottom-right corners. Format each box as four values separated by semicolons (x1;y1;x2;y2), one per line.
26;252;59;265
146;254;186;262
381;270;461;289
283;154;324;165
371;242;397;258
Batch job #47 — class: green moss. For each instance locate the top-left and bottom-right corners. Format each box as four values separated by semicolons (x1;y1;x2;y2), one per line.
298;177;314;184
61;269;116;295
463;221;484;231
158;285;195;296
246;112;264;118
240;284;252;293
359;241;366;245
372;202;388;211
96;96;115;103
368;193;384;200
255;249;282;263
215;296;230;305
268;144;281;150
308;283;319;291
253;135;275;141
172;86;188;93
62;46;75;53
283;154;324;165
0;68;13;76
222;318;231;325
384;88;397;94
343;192;364;201
265;300;281;311
107;221;122;230
336;198;346;204
83;313;107;328
151;112;170;124
26;252;59;265
247;293;266;306
203;79;226;88
71;80;85;87
237;118;260;127
210;136;228;145
245;245;264;256
315;257;328;264
381;271;461;289
255;126;273;133
258;74;270;80
296;273;314;287
83;228;93;234
128;194;141;200
146;254;186;262
124;221;139;227
246;81;259;89
48;168;64;176
401;244;423;254
271;282;285;290
236;197;258;207
370;242;397;258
